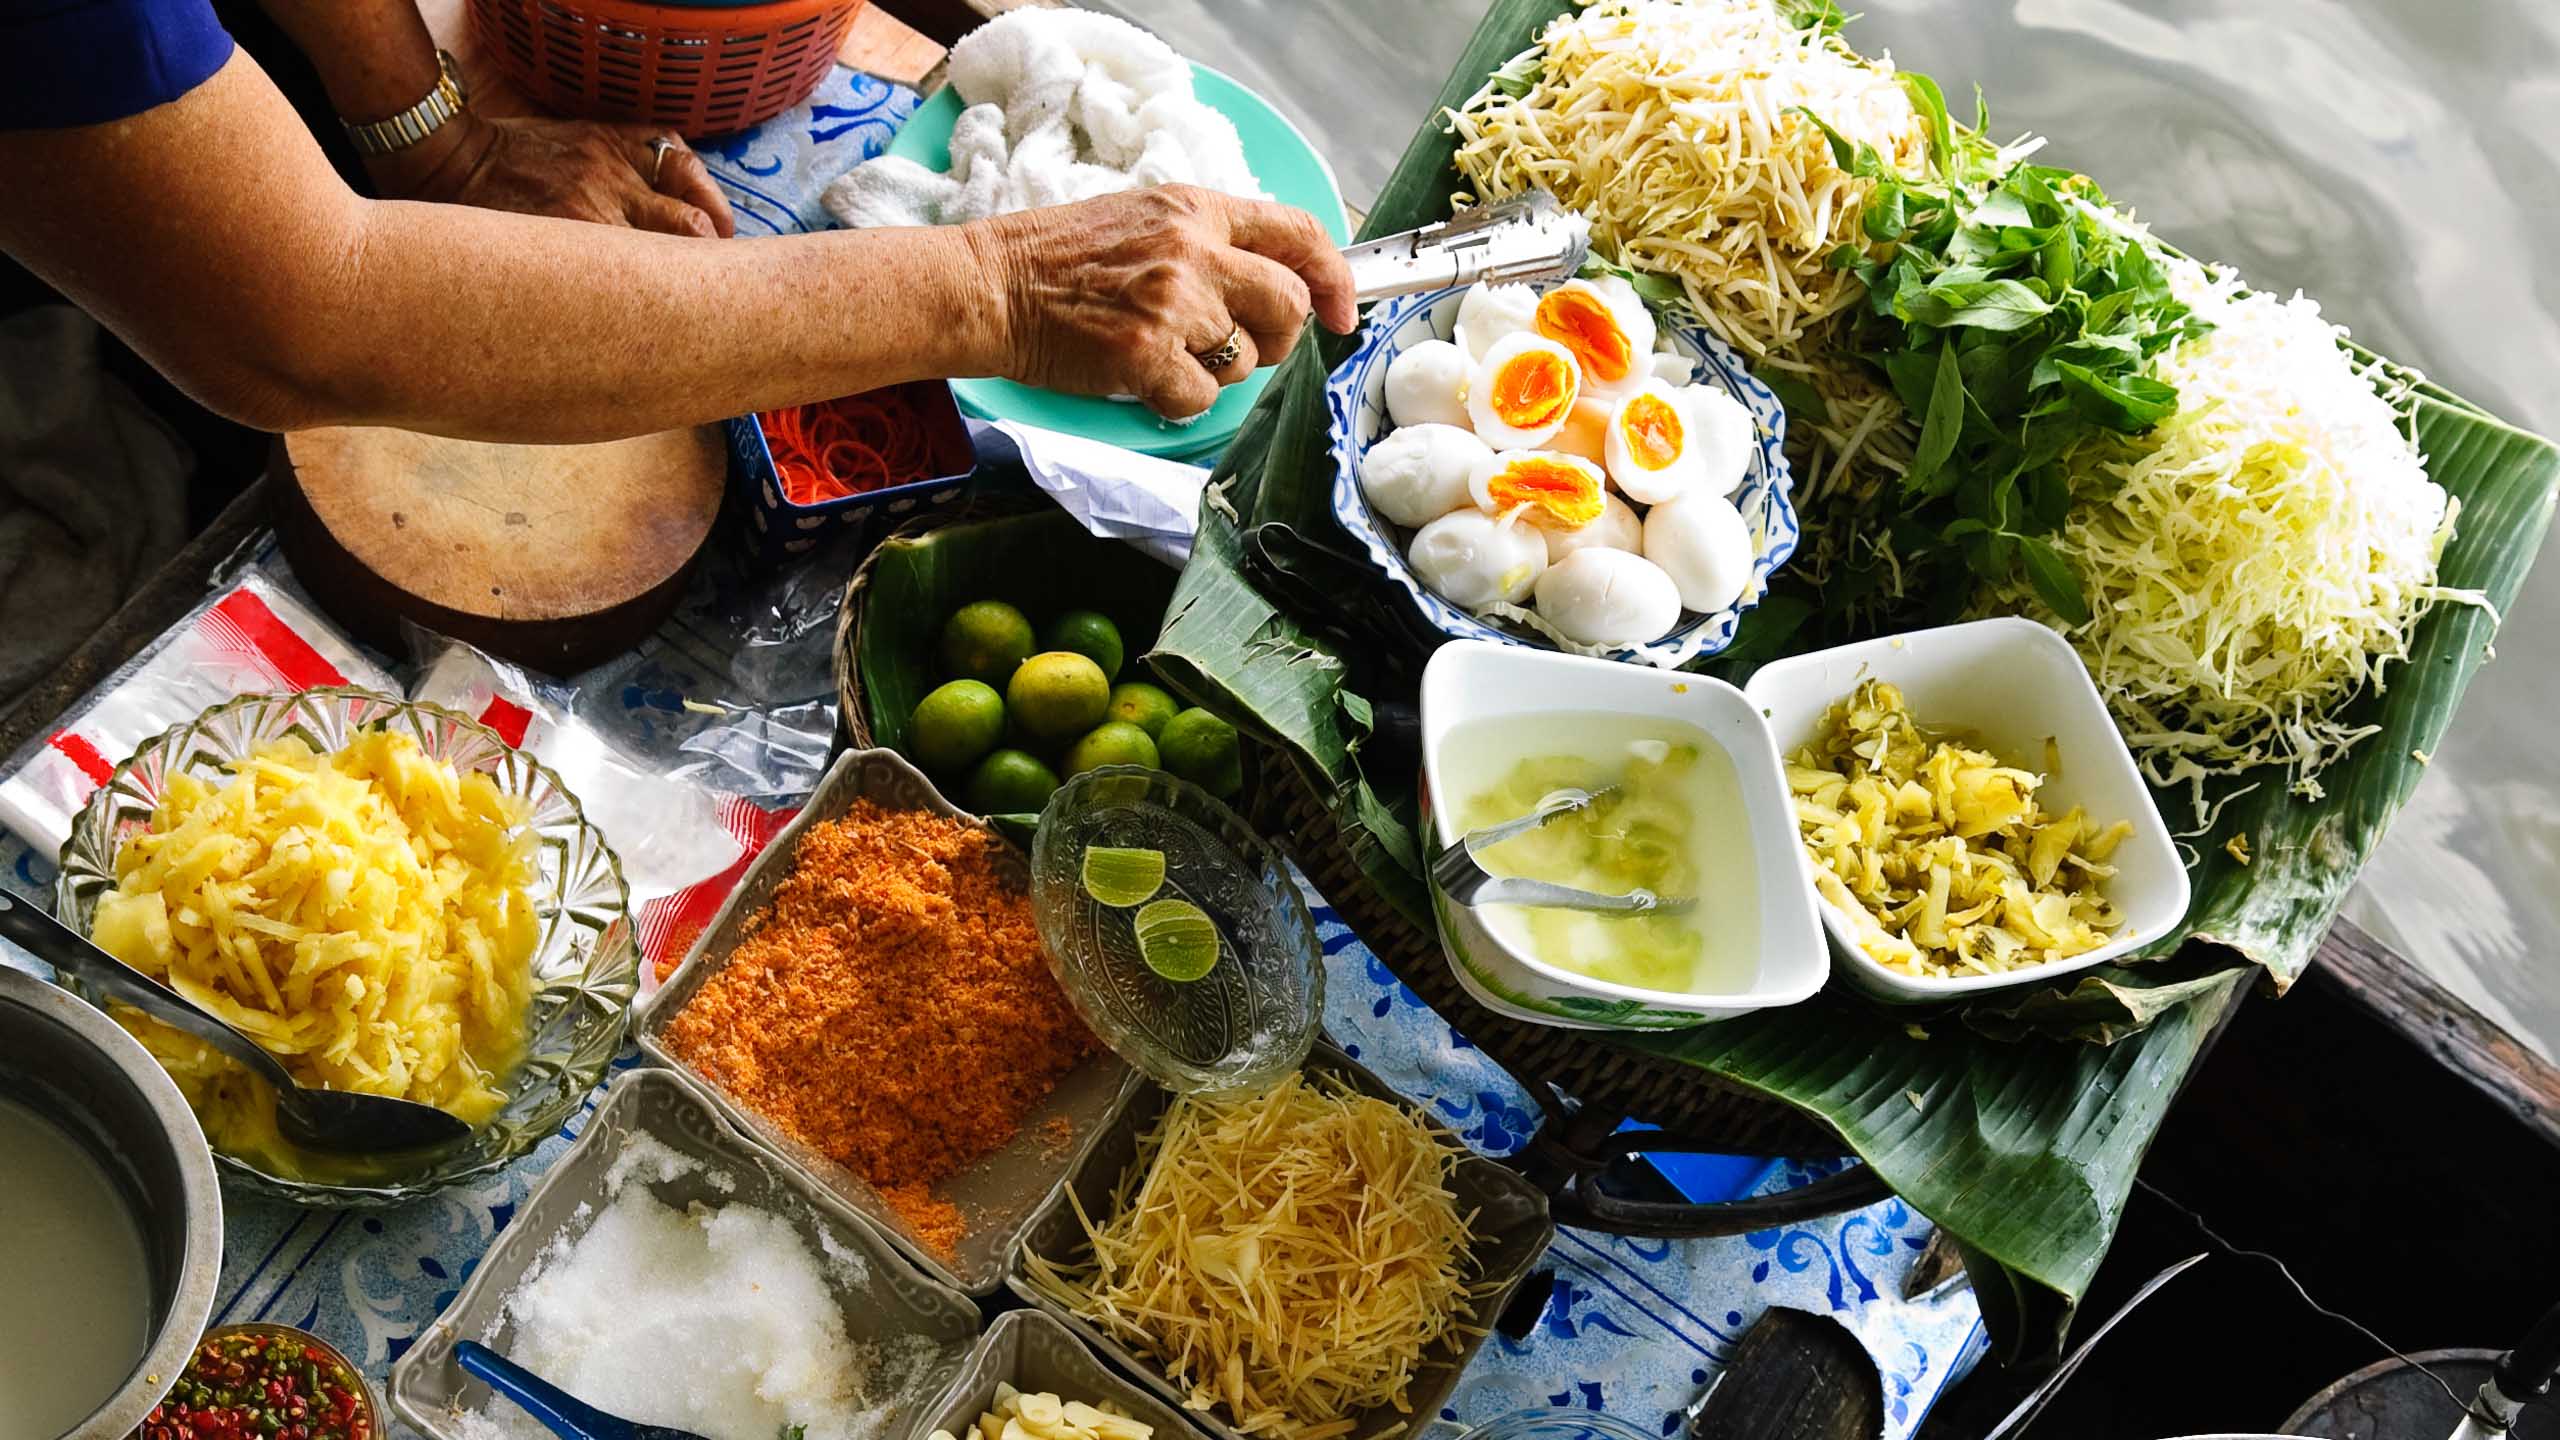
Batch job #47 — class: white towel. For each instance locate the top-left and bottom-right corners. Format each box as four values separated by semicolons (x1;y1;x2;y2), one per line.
822;9;1265;230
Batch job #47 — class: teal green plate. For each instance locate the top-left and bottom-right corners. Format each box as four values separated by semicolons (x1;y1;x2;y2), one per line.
882;64;1352;461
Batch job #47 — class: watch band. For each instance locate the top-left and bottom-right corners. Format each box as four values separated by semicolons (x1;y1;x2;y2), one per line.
342;50;470;157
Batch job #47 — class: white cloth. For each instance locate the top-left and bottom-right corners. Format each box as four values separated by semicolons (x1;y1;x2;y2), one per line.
821;9;1265;230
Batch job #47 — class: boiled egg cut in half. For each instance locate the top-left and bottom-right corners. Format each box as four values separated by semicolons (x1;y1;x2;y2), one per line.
1603;381;1710;504
1533;277;1656;401
1469;450;1607;531
1453;280;1540;361
1466;333;1581;449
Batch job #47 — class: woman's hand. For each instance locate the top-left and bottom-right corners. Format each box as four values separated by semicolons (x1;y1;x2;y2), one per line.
967;186;1357;419
367;112;735;238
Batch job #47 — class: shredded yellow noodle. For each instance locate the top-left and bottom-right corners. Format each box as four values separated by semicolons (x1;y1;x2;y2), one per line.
89;730;538;1172
1021;1074;1487;1440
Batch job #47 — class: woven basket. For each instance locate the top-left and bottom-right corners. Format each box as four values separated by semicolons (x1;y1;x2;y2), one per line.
834;496;1062;753
468;0;864;137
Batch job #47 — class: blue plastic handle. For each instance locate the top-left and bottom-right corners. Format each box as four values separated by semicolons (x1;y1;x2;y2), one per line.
453;1341;625;1440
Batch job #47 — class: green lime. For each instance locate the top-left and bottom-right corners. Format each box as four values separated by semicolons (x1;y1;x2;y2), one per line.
1105;681;1180;739
1063;720;1159;777
964;748;1060;815
908;679;1005;774
1157;708;1243;798
1007;652;1112;740
1133;897;1221;982
1044;610;1126;681
1080;846;1166;907
941;601;1036;686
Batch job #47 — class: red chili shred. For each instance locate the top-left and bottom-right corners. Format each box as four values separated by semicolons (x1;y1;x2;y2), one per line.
758;387;947;506
138;1329;372;1440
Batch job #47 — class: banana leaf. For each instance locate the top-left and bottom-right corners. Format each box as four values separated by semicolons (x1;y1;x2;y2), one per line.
1145;0;2559;1358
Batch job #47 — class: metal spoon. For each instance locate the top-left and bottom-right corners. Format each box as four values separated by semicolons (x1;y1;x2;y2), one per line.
0;891;473;1154
455;1342;712;1440
1430;787;1695;916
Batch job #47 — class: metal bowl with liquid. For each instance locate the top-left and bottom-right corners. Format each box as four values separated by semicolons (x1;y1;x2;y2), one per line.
0;963;221;1439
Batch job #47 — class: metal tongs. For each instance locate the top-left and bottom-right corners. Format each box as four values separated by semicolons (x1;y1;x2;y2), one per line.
1430;787;1693;916
1345;190;1593;305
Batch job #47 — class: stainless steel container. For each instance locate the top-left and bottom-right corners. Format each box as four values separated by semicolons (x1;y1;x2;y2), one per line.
0;963;221;1440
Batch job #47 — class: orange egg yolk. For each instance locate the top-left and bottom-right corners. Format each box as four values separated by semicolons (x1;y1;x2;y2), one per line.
1618;392;1686;471
1536;290;1636;385
1490;351;1577;431
1486;457;1605;529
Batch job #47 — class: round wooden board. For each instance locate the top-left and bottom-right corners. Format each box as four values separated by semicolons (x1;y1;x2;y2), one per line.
276;424;725;674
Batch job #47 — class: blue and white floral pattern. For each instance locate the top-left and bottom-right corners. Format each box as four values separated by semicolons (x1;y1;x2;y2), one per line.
697;70;921;236
1326;286;1800;669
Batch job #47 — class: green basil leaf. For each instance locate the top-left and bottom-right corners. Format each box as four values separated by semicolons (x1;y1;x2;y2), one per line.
2017;536;2092;624
1862;181;1911;242
1903;71;1956;173
2055;360;2179;431
1487;50;1543;99
1906;340;1967;494
1898;278;2055;331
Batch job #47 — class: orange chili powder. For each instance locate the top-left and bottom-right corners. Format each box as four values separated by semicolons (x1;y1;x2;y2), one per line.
661;800;1098;1253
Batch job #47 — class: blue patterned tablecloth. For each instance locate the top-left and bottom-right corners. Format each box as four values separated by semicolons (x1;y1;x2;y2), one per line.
0;61;1985;1440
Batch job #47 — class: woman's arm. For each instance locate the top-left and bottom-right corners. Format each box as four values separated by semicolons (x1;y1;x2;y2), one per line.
0;48;1350;442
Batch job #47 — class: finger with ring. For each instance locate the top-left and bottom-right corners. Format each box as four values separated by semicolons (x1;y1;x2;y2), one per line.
1194;325;1252;382
647;136;677;185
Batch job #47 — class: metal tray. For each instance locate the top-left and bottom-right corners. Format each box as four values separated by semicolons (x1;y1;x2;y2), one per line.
387;1066;980;1440
918;1309;1218;1440
634;746;1140;1294
1006;1041;1557;1440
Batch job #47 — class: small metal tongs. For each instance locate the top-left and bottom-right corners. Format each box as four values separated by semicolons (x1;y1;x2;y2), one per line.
1345;190;1593;305
1430;787;1693;916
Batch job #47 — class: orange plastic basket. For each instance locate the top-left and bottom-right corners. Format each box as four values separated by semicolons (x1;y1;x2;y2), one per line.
468;0;868;137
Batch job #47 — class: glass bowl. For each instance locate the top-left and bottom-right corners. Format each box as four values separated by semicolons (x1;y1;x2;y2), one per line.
140;1323;386;1440
1029;766;1322;1095
1441;1412;1660;1440
53;688;638;1206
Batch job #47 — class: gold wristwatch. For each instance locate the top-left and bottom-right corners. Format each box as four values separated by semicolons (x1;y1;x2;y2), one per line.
342;49;469;156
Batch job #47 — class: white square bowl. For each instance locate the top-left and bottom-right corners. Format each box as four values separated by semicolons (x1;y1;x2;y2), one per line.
1417;639;1828;1028
1741;616;2191;1003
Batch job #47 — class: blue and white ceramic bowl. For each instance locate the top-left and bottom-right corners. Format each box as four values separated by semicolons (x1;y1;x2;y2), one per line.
1327;283;1799;669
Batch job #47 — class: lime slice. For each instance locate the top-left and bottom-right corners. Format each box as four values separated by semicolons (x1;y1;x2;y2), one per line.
1081;846;1167;908
1133;898;1221;982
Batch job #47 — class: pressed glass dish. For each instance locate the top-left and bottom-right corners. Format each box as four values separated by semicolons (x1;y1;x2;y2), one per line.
52;687;638;1206
1028;766;1323;1096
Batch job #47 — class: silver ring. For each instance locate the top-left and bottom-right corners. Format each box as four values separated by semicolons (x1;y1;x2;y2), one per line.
1195;326;1246;372
648;136;676;185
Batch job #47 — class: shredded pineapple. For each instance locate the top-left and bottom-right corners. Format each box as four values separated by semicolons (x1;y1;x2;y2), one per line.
1788;681;2129;979
90;730;538;1171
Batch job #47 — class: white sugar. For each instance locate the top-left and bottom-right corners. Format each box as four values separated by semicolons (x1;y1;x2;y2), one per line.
455;1157;896;1440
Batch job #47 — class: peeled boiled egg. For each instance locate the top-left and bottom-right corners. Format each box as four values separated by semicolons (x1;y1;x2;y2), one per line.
1533;276;1656;400
1540;394;1613;464
1534;548;1683;647
1453;280;1540;361
1543;491;1642;565
1384;339;1472;430
1409;508;1548;609
1465;333;1581;450
1469;450;1607;531
1679;382;1758;499
1643;493;1754;613
1603;381;1707;504
1361;423;1492;528
1650;350;1698;386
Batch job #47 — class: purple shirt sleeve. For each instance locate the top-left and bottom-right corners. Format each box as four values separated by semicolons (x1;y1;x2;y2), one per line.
0;0;236;130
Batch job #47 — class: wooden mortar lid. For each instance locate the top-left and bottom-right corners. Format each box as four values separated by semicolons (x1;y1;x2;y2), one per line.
275;425;725;675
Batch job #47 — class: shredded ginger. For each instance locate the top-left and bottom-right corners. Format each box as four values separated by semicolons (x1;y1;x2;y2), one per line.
1450;0;1925;363
2006;261;2485;807
1021;1074;1486;1440
1788;681;2130;979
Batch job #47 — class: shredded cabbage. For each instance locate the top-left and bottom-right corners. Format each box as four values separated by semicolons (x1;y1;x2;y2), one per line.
2004;261;2487;808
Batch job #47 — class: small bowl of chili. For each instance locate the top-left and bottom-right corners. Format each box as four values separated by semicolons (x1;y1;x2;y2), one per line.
136;1323;381;1440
